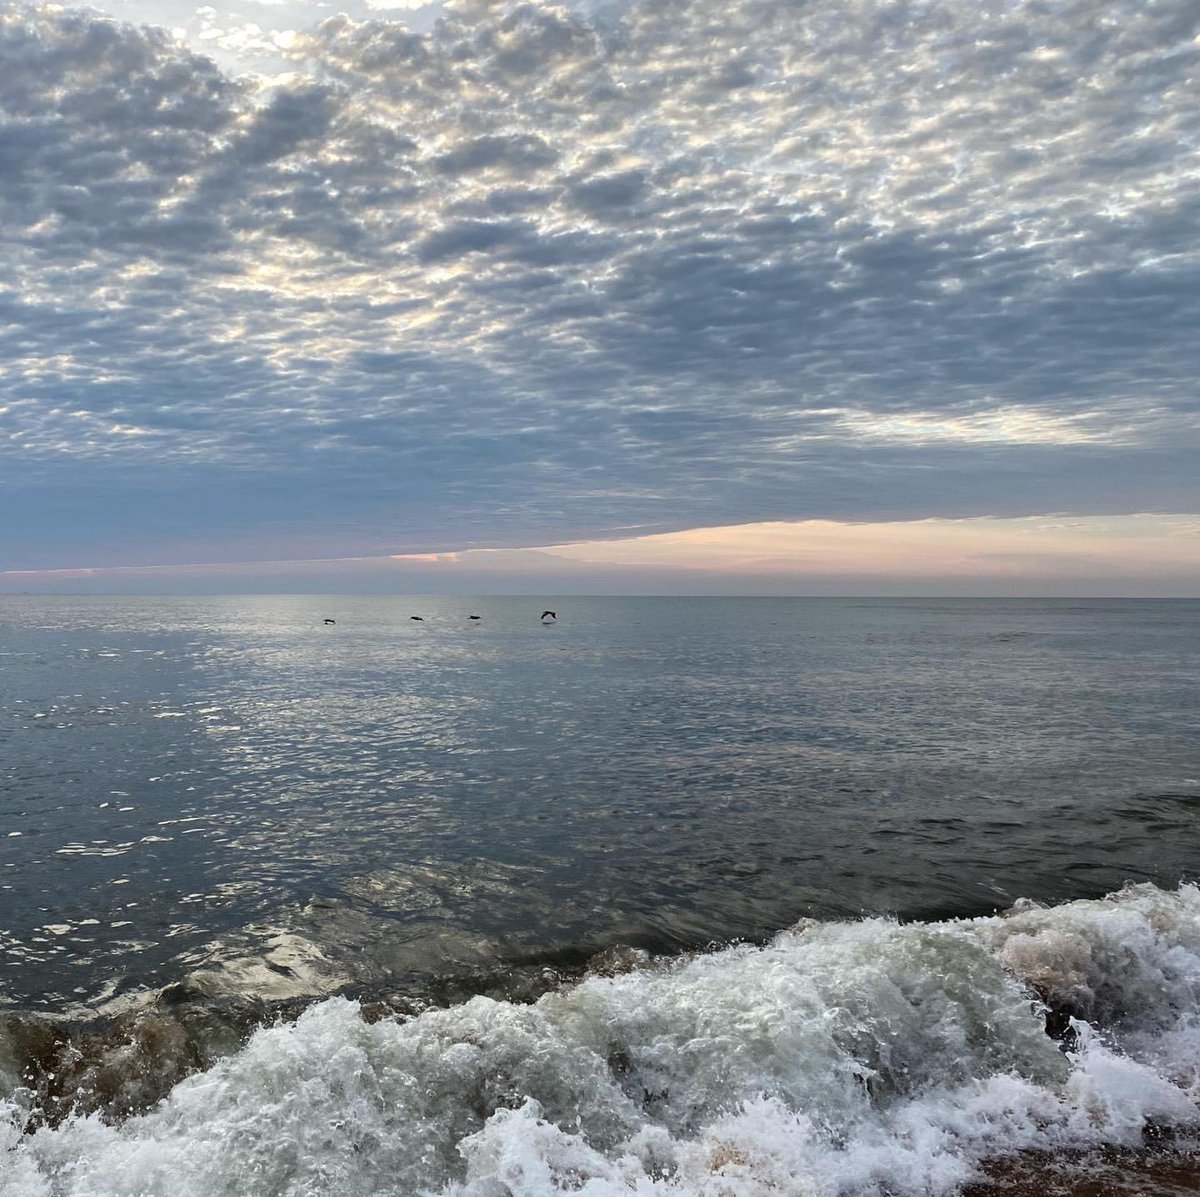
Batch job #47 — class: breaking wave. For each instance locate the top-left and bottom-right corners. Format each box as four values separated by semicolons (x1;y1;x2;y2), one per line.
4;883;1200;1195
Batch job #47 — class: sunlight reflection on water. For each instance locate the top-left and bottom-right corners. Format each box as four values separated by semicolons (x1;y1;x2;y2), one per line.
1;595;1198;1009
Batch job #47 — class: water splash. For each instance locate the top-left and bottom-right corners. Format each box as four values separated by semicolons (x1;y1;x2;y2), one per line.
3;884;1199;1195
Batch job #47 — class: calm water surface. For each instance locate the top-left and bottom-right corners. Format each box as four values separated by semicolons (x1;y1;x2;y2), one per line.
1;596;1197;1011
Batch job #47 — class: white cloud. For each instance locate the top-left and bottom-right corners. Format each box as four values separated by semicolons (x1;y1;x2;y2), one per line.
833;406;1141;447
364;0;436;10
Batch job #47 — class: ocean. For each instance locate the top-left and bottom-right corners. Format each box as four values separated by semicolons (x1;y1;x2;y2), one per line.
1;595;1198;1194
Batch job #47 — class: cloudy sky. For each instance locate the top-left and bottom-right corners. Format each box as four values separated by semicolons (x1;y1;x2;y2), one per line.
1;0;1197;593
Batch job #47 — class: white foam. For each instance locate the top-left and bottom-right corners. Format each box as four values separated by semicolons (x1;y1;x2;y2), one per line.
3;883;1199;1196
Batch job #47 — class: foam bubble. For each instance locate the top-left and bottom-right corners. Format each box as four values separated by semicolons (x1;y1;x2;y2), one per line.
2;884;1198;1195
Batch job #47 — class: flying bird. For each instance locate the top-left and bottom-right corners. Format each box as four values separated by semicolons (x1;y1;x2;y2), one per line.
410;615;424;621
323;618;336;625
540;611;557;621
468;615;482;620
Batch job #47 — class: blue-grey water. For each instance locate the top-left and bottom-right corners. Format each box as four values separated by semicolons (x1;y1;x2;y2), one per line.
5;596;1200;1195
2;595;1197;1014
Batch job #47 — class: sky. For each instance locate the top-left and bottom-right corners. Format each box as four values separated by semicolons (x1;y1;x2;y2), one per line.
1;0;1197;594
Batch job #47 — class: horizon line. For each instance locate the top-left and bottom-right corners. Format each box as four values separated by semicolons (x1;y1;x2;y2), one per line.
3;592;1198;600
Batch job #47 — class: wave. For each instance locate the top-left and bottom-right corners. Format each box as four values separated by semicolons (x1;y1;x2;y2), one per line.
3;883;1200;1195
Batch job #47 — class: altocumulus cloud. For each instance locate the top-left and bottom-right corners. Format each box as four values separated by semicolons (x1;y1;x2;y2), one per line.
1;0;1198;571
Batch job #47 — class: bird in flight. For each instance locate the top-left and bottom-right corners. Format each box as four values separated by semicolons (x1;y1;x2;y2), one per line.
468;615;482;620
323;618;336;625
541;611;557;621
410;615;424;621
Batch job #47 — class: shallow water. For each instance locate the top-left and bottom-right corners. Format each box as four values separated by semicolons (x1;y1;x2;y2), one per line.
4;884;1200;1195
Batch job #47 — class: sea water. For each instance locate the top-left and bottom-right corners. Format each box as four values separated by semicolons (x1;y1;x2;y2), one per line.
1;596;1198;1193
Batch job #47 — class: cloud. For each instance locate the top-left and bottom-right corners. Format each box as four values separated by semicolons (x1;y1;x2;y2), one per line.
3;515;1196;595
1;0;1198;572
364;0;437;10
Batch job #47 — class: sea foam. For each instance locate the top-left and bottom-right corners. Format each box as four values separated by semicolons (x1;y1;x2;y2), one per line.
3;883;1199;1195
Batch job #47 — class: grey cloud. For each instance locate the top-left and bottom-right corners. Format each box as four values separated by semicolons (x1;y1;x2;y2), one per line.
231;85;334;166
567;169;646;218
416;217;532;261
0;0;1198;572
432;133;557;176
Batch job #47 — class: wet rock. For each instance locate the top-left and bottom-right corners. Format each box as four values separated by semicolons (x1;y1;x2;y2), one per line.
585;944;652;977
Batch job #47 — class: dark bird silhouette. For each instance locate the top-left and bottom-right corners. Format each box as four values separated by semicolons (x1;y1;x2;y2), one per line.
468;615;482;620
540;610;557;621
323;618;336;625
410;615;424;621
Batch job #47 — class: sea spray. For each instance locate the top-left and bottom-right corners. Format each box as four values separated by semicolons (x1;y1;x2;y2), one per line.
2;883;1199;1196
